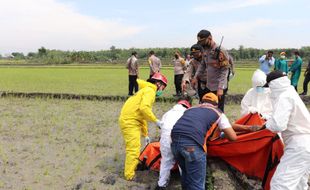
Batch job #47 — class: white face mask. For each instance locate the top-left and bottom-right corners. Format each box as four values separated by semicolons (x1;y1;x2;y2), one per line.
256;86;264;93
280;55;285;59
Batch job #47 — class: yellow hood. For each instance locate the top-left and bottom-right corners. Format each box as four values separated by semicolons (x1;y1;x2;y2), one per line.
137;79;157;91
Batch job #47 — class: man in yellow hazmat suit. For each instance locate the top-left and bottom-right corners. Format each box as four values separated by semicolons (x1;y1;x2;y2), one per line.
119;73;168;180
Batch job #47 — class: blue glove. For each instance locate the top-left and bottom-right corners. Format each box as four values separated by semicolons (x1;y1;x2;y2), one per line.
220;132;225;139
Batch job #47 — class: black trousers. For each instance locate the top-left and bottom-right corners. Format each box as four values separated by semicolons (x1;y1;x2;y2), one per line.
198;80;208;101
128;75;138;95
174;74;184;95
303;74;310;93
216;90;226;113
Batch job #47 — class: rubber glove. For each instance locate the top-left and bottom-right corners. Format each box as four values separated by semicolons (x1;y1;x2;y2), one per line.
249;125;262;132
229;72;235;80
156;120;163;129
261;114;270;121
145;136;151;145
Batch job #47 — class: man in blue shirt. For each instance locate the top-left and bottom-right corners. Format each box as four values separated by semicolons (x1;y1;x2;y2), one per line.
259;51;275;74
171;93;237;190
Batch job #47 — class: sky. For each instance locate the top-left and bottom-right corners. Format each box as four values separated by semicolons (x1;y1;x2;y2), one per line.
0;0;309;54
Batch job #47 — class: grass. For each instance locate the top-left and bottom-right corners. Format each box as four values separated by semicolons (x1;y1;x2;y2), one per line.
0;65;307;97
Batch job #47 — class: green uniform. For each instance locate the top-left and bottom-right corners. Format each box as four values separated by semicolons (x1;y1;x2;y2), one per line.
275;59;288;74
289;57;303;87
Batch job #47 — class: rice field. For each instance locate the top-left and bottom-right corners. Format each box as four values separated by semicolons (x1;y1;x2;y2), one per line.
0;65;306;97
0;65;309;189
0;96;241;190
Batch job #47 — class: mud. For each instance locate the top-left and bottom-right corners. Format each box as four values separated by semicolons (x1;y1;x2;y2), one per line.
1;91;310;105
0;97;309;190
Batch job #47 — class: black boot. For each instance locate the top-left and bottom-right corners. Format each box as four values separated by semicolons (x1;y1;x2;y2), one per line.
155;185;166;190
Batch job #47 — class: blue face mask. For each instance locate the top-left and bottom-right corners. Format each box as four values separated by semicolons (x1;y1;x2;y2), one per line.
156;90;163;97
256;86;264;93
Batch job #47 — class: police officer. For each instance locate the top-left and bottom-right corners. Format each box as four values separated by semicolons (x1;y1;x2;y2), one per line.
193;30;230;112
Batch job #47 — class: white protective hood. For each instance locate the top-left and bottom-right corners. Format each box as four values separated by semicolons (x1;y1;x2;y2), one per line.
268;76;291;98
266;76;310;148
252;69;267;88
241;69;272;119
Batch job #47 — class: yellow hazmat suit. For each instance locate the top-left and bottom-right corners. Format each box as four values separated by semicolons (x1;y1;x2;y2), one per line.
119;79;158;180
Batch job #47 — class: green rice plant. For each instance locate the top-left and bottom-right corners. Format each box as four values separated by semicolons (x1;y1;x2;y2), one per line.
0;66;306;97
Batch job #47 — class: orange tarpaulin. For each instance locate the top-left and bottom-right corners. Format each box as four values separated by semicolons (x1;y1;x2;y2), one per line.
138;141;179;172
139;142;162;171
138;113;284;190
208;113;284;190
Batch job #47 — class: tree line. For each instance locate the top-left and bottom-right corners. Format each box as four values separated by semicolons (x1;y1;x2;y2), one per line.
2;45;310;65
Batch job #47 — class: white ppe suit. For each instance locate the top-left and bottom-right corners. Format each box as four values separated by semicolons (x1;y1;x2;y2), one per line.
158;104;187;187
241;69;273;120
266;76;310;190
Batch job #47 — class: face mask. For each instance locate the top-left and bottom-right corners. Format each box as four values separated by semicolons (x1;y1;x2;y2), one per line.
280;55;285;59
256;86;264;93
194;56;201;61
156;90;163;97
206;41;212;48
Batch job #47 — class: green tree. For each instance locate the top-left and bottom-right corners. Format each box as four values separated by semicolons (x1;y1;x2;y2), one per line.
12;52;25;59
238;45;244;59
109;45;121;61
38;47;47;57
27;52;36;58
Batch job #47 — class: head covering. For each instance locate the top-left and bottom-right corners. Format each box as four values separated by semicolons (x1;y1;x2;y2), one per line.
151;73;168;87
252;69;267;88
178;100;191;108
264;70;287;87
202;93;218;104
280;52;286;56
190;44;203;53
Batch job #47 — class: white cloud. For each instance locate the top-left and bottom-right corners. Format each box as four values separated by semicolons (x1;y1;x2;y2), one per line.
0;0;145;53
193;0;280;13
208;18;309;49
